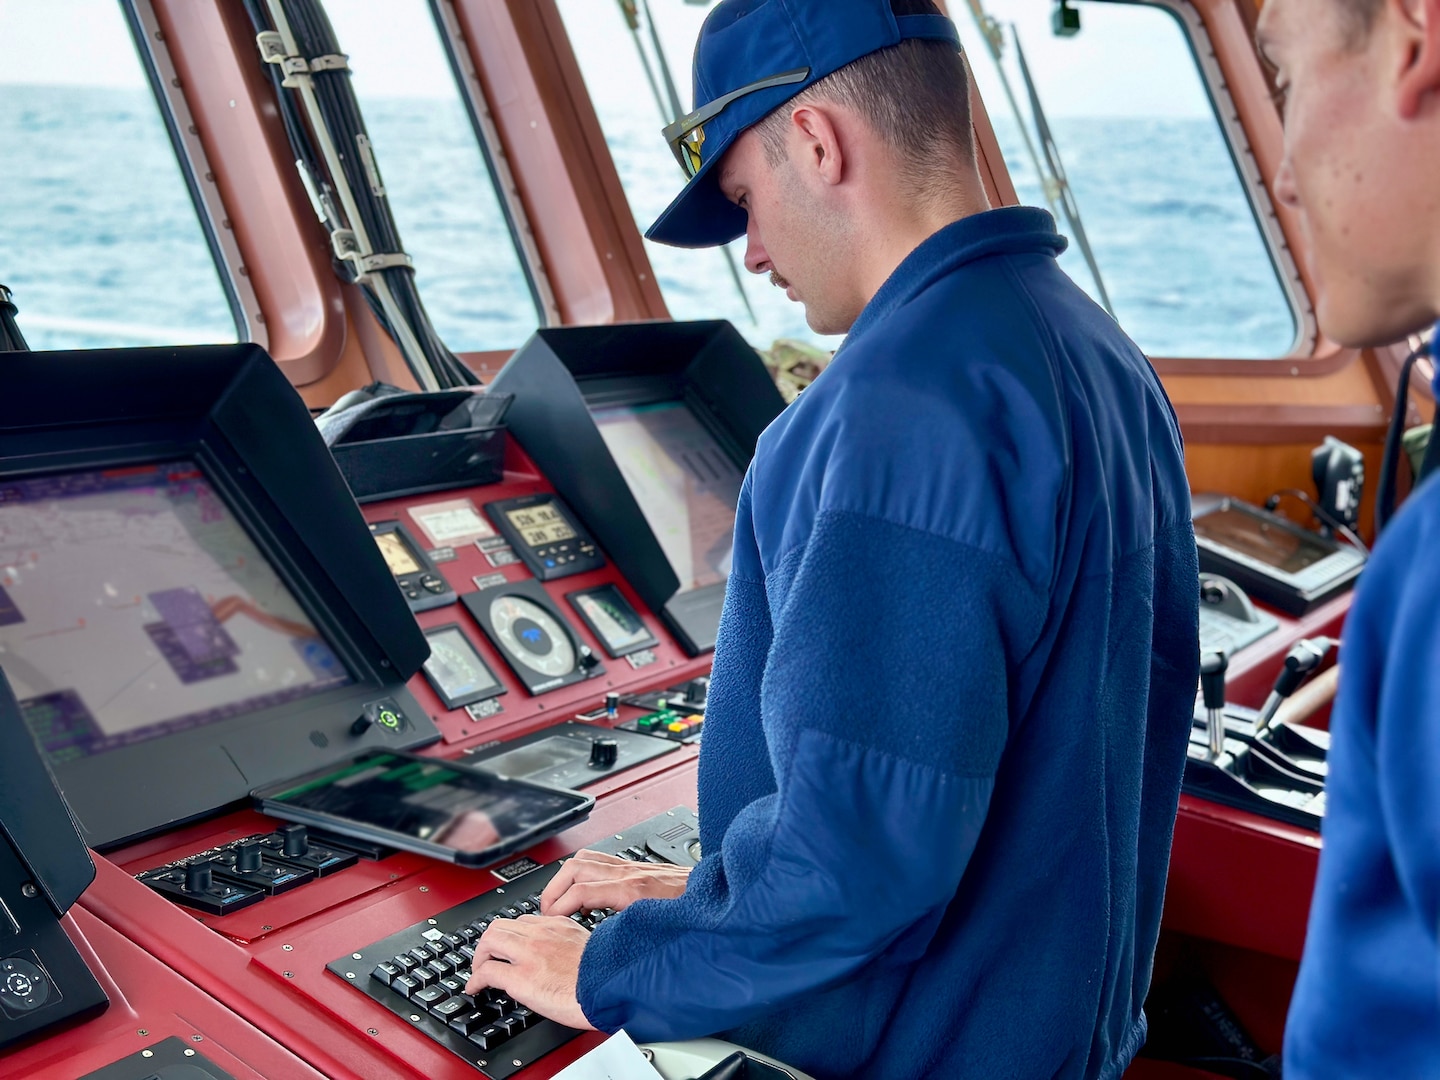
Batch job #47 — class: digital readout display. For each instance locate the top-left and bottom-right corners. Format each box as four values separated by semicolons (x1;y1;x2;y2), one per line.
505;504;577;548
374;531;422;577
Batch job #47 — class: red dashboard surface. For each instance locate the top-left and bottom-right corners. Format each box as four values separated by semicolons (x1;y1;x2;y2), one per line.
3;447;1346;1077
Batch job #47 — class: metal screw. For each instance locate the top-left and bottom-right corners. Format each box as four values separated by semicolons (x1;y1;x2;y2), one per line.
20;884;37;898
410;1014;421;1023
184;1049;196;1057
142;1050;154;1058
345;972;355;979
261;925;272;932
138;1030;149;1038
367;1028;379;1037
352;953;363;960
512;1059;523;1067
496;888;505;895
283;971;294;979
419;886;429;893
389;874;399;880
191;1035;204;1042
282;944;293;952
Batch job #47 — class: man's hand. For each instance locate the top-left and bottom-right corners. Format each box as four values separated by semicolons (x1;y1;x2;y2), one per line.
465;915;594;1030
540;849;692;916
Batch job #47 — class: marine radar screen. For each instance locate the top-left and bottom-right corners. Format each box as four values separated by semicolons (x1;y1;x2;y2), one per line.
590;402;743;594
0;461;352;765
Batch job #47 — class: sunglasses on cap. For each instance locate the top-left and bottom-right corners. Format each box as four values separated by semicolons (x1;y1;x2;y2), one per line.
662;66;811;178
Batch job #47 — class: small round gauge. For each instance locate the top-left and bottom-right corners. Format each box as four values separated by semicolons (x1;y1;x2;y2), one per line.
489;595;576;677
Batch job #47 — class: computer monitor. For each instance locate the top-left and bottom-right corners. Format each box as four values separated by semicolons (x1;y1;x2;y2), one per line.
590;401;745;596
489;322;786;655
1;344;439;848
1;460;352;766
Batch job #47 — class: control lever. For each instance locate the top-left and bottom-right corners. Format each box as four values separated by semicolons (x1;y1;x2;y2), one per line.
1256;637;1335;733
280;823;310;859
1199;650;1228;761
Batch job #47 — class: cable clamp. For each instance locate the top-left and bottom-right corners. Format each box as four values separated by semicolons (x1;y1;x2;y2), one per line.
256;32;350;86
359;252;414;273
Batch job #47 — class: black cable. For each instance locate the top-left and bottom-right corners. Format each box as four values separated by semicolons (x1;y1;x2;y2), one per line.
1265;488;1369;556
0;284;31;352
243;0;479;389
1375;340;1433;534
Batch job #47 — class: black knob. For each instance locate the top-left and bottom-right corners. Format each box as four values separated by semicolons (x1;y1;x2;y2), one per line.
604;691;620;716
280;823;309;858
578;646;600;672
235;841;263;873
184;861;214;893
589;737;619;768
684;677;710;705
1199;649;1228;711
350;712;373;736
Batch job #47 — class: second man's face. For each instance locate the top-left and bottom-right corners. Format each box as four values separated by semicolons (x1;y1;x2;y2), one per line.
1260;0;1440;347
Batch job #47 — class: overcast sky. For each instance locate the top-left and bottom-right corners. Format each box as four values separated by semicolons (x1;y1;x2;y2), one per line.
0;0;1213;119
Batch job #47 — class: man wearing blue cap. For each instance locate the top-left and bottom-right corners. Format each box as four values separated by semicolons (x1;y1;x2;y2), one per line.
468;1;1199;1076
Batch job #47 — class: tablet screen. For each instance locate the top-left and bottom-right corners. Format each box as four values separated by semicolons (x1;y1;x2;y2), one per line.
256;752;589;861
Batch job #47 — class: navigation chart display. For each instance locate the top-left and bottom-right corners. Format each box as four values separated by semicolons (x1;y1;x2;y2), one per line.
590;402;743;594
0;461;352;764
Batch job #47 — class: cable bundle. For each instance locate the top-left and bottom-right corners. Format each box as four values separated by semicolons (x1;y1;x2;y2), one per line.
0;284;30;352
242;0;478;389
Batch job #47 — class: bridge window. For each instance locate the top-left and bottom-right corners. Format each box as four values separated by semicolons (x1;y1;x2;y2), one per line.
556;0;845;354
321;0;542;352
0;1;238;350
560;0;1301;362
956;0;1301;359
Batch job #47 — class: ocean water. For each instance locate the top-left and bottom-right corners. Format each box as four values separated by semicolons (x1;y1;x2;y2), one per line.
0;82;1296;361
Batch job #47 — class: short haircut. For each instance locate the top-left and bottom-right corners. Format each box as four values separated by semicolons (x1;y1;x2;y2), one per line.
751;0;975;186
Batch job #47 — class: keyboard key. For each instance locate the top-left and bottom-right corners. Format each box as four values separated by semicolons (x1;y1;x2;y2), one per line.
390;974;421;999
510;1006;535;1030
444;951;468;970
412;985;449;1008
470;1024;511;1051
449;1009;488;1036
458;926;481;942
393;954;419;974
412;967;438;989
440;933;465;949
433;996;469;1021
439;976;467;994
371;960;402;986
428;958;454;979
409;947;435;967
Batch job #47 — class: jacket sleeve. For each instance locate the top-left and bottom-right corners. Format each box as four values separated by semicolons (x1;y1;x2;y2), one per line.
576;509;1046;1040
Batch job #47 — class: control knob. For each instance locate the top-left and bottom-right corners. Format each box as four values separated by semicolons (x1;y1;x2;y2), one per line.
588;737;619;769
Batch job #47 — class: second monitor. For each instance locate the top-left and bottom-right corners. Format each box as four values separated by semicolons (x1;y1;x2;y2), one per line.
489;321;786;655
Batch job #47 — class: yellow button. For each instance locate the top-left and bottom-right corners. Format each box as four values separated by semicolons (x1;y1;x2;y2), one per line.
667;721;687;733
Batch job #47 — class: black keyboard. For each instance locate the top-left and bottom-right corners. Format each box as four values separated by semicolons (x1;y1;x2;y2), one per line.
329;806;700;1079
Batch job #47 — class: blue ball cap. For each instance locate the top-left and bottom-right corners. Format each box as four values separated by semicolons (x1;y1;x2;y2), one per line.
645;0;961;249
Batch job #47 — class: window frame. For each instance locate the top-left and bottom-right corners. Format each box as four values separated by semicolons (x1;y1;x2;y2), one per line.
122;0;256;350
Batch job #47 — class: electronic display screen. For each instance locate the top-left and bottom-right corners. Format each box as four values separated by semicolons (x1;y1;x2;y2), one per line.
590;402;743;594
422;624;501;708
1195;507;1333;575
0;461;352;765
257;751;589;860
504;504;577;548
374;530;423;577
569;584;655;656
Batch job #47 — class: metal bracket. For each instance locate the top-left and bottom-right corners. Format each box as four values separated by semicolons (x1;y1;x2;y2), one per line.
256;31;349;87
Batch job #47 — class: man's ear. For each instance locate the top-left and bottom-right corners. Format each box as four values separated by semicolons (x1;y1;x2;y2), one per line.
1395;0;1440;119
788;103;845;186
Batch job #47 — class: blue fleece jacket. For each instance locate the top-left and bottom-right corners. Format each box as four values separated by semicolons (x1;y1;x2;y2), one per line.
577;208;1199;1079
1284;362;1440;1077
